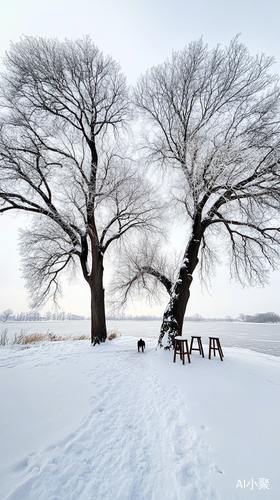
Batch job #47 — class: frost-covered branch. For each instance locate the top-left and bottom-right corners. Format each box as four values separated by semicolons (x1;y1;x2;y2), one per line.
109;239;176;312
0;36;161;344
134;36;280;346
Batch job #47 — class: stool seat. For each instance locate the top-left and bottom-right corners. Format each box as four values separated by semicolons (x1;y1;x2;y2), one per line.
190;336;204;357
209;337;224;361
173;337;191;365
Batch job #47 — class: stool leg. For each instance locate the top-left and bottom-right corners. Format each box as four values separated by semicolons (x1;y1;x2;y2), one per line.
209;338;212;359
181;342;185;365
217;340;224;361
173;340;177;363
190;337;194;353
213;339;216;356
198;338;204;358
186;340;191;364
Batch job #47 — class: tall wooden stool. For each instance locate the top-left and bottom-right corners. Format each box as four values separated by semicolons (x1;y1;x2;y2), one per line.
190;336;204;357
208;337;224;361
173;336;191;365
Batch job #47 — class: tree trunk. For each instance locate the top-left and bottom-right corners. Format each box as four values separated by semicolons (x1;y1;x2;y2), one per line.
86;133;107;345
80;226;107;345
158;216;203;349
158;274;192;349
88;257;107;345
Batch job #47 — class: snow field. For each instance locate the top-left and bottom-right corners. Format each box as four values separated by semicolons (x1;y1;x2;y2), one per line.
0;338;218;499
0;335;279;499
157;346;280;499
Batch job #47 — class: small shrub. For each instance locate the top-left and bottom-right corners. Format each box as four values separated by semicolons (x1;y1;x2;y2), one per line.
48;331;58;341
48;331;66;341
0;328;8;346
12;329;28;345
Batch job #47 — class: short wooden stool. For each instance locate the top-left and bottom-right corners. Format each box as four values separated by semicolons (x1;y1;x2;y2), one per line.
208;337;224;361
190;336;204;357
173;336;191;365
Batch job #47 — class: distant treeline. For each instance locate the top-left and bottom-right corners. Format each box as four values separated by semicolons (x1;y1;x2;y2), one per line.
238;312;280;323
0;309;88;322
183;312;280;323
109;312;280;323
1;310;280;324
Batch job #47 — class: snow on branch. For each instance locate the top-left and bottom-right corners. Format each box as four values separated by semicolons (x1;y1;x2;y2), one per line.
134;36;280;289
109;239;177;312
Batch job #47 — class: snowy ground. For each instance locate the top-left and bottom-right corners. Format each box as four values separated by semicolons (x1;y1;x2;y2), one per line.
0;335;279;499
3;320;280;357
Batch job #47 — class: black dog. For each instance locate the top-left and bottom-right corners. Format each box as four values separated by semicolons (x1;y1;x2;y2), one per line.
137;338;145;352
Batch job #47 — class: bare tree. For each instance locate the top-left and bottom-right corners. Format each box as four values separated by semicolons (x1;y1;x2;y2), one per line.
45;311;52;321
1;309;13;322
110;238;177;312
0;36;160;344
15;312;26;321
126;37;280;348
239;312;280;323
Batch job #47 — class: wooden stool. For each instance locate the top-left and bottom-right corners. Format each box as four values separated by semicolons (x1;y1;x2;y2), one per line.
209;337;224;361
173;336;191;365
190;336;204;357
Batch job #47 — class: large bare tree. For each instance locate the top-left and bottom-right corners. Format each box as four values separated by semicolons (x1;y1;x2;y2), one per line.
0;36;160;344
118;37;280;348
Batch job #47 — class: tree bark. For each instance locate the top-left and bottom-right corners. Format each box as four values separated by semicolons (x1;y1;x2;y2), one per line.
89;263;107;345
80;220;107;344
87;137;107;344
158;272;193;349
158;216;203;349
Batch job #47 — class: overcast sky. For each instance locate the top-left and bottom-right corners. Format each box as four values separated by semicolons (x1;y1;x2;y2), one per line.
1;0;280;318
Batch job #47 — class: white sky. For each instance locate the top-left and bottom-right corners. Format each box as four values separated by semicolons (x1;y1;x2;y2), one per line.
0;0;280;318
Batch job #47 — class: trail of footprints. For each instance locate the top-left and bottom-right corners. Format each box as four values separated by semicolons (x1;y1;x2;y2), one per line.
6;342;218;500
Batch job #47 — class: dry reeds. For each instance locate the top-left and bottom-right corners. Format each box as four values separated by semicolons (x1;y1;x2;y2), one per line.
107;329;120;341
22;333;46;344
72;334;90;340
1;328;116;345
